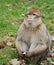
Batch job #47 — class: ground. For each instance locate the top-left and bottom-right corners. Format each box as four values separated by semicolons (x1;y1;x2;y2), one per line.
0;0;54;65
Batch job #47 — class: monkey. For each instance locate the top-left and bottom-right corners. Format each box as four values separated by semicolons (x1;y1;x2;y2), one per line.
15;7;52;64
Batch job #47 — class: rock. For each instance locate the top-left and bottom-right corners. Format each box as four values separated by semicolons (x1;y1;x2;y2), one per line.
9;59;21;65
52;48;54;52
7;42;13;46
52;53;54;56
50;61;54;65
9;59;26;65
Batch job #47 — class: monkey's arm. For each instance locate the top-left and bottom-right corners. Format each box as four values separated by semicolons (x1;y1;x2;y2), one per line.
15;39;28;55
27;24;51;57
15;23;28;55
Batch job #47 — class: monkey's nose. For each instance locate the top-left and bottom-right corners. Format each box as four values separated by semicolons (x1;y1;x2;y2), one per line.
28;21;32;25
21;51;24;53
29;23;31;25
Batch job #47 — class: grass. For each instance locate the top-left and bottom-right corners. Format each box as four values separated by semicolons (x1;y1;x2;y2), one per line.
0;0;54;65
0;46;18;65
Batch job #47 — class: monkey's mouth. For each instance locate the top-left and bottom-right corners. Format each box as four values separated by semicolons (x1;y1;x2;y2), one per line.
27;19;33;24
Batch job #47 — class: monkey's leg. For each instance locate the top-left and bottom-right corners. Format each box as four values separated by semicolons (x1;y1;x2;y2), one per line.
35;49;48;64
27;48;48;65
27;44;47;57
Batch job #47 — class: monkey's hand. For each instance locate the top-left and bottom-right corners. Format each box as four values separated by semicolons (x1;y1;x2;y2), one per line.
18;50;28;57
22;51;31;57
22;51;27;56
47;50;52;57
26;51;34;57
23;52;27;55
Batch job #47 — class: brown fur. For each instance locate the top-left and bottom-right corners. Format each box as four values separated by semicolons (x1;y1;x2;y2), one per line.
15;7;51;64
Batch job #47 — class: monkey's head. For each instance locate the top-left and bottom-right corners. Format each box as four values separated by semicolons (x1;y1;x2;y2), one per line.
24;7;42;28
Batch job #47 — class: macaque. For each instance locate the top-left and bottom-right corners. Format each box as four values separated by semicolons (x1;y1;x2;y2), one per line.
15;7;51;64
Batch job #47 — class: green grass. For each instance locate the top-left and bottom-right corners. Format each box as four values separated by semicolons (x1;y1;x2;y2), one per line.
0;0;54;65
0;46;18;65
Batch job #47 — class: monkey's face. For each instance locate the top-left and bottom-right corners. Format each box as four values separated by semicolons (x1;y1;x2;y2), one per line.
24;7;42;28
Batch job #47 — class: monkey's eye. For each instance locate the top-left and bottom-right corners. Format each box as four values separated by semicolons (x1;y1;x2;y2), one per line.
28;13;31;15
33;13;36;15
28;13;36;16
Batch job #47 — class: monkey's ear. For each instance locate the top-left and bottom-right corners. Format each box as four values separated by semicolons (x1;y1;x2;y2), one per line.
35;10;42;17
36;12;42;17
22;13;28;17
22;14;25;17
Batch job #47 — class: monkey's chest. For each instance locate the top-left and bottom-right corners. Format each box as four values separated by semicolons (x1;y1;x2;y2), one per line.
22;31;32;43
22;31;40;44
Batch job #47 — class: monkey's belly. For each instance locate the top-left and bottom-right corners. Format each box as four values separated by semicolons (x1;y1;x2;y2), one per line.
22;31;32;46
22;32;42;47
